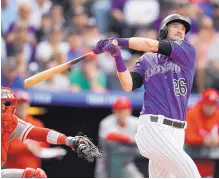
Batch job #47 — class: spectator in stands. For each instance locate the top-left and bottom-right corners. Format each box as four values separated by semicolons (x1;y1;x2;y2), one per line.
83;17;104;48
185;88;219;177
69;55;106;92
175;1;200;35
1;57;24;89
95;96;143;178
1;0;17;35
15;48;29;77
109;0;133;37
135;26;158;40
6;3;36;45
198;0;215;18
28;0;52;29
35;55;71;91
96;52;116;75
206;34;219;90
123;0;160;30
64;0;89;27
189;16;219;93
35;28;69;71
69;7;89;33
35;14;53;43
6;24;35;69
174;1;189;18
91;0;110;34
1;37;7;65
213;2;219;32
66;30;84;63
50;5;65;30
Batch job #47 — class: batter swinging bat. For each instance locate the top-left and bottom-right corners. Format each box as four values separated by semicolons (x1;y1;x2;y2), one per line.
24;52;94;88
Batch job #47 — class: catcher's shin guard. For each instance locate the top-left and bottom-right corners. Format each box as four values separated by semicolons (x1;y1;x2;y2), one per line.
22;168;47;178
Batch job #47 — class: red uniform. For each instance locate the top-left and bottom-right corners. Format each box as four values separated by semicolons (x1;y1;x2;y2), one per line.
1;113;19;166
185;103;219;145
1;86;97;178
1;87;66;178
185;88;219;177
7;115;48;169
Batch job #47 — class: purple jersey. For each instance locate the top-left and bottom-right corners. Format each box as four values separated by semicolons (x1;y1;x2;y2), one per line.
132;40;196;121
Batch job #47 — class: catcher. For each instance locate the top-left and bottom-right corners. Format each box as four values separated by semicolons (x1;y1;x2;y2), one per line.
1;86;102;178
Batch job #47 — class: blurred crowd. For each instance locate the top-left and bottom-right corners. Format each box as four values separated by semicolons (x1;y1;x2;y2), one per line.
1;0;219;93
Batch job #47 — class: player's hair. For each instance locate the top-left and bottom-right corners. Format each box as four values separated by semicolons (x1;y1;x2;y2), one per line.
159;14;191;40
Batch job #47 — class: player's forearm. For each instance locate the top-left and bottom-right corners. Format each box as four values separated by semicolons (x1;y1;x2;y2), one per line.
114;55;133;92
25;127;67;145
115;37;159;52
117;70;133;92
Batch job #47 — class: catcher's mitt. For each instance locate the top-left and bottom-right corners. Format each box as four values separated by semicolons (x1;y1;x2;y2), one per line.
68;133;102;162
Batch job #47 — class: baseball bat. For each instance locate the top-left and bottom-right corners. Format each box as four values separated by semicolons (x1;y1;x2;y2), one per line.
24;52;94;88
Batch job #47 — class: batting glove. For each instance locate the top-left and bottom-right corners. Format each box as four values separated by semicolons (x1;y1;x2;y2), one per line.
102;42;121;58
93;37;114;54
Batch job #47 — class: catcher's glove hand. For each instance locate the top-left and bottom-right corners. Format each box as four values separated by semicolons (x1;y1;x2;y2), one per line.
67;133;102;162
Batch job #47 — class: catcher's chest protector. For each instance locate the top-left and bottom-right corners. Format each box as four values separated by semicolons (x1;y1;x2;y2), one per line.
1;114;18;166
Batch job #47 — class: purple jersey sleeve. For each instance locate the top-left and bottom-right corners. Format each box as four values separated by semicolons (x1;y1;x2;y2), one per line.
169;40;196;71
131;55;145;78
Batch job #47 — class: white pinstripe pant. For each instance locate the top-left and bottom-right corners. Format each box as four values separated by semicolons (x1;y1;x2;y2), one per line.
135;114;201;178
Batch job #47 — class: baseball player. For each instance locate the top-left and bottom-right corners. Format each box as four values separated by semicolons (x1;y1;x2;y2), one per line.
93;14;201;178
7;90;66;169
1;86;102;178
185;88;219;177
95;96;143;178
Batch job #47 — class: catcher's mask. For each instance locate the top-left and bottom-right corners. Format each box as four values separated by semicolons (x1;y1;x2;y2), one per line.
159;14;191;40
1;86;17;114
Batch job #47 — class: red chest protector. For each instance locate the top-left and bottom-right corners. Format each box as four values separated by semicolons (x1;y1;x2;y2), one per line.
1;114;18;167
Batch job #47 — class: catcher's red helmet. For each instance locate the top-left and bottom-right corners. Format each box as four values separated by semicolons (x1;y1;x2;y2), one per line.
201;88;219;105
113;96;132;110
1;86;17;114
15;90;30;102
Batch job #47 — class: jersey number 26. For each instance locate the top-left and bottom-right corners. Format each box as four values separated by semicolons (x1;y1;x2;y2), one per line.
173;78;187;96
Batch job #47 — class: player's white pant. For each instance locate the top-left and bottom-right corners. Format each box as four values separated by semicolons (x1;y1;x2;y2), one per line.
1;169;24;178
1;168;47;178
135;114;201;178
